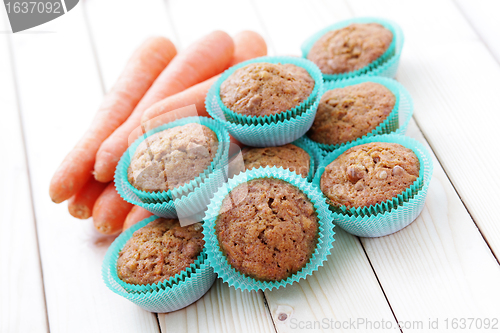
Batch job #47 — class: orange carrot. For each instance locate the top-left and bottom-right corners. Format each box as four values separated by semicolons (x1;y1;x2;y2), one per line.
49;37;176;203
91;31;267;234
93;31;235;183
123;206;153;230
229;30;268;66
141;77;218;132
141;31;268;130
93;183;133;235
67;178;109;219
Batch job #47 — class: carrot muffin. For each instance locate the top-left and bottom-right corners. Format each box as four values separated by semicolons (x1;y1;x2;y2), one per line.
307;23;393;75
320;142;419;209
308;82;396;145
128;123;218;192
216;178;318;281
117;218;204;285
242;144;310;178
220;62;315;117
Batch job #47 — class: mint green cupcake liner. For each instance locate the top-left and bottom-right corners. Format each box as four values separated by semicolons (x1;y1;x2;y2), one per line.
301;17;404;81
102;216;216;313
313;134;433;237
206;83;323;147
203;167;335;291
115;116;230;204
115;160;228;220
291;136;323;181
213;56;324;126
308;76;413;153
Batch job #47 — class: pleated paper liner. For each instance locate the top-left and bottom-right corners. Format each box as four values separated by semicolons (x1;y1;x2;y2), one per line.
115;116;230;204
102;216;217;313
115;161;228;219
301;17;404;81
307;76;413;154
203;167;335;291
291;136;323;181
313;134;433;237
103;216;205;293
206;83;323;147
213;56;324;126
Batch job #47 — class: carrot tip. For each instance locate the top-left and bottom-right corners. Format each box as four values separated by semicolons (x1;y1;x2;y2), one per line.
68;204;91;219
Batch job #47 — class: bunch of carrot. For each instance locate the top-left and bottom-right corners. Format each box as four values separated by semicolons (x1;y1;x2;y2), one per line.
49;30;267;234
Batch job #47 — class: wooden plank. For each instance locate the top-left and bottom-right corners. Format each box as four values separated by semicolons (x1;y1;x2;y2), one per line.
347;0;500;257
455;0;500;65
169;0;269;52
251;1;500;331
0;12;48;333
264;227;398;333
340;0;500;327
8;6;160;333
159;280;275;333
84;0;177;91
363;121;500;327
251;0;352;56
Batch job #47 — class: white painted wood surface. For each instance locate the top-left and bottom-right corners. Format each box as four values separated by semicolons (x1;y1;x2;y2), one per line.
7;6;159;333
0;12;48;333
455;0;500;65
3;0;500;332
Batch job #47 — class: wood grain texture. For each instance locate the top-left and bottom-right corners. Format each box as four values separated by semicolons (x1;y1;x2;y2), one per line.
455;0;500;65
264;227;397;333
347;0;500;258
168;0;267;52
8;6;160;333
0;12;48;333
84;0;177;91
253;1;500;332
159;280;275;333
362;120;500;332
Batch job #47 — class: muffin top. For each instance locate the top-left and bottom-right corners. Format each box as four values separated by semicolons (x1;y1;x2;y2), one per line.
128;123;218;192
117;218;204;285
307;23;393;75
242;144;310;178
216;178;318;281
308;82;396;145
320;142;420;209
220;62;315;117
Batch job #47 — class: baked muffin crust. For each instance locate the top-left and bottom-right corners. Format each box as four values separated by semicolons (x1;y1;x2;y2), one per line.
307;23;393;75
117;218;204;285
220;62;315;117
308;82;396;145
216;178;318;281
320;142;419;209
128;123;218;192
242;144;310;178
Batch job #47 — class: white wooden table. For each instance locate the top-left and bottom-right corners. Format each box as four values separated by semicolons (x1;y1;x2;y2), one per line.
2;1;500;332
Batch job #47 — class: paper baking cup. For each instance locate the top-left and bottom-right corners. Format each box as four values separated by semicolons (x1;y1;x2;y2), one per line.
206;85;322;147
102;216;216;313
308;76;413;153
115;116;230;204
203;167;335;291
301;17;404;81
291;136;323;181
212;56;324;126
313;134;433;237
116;161;228;219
